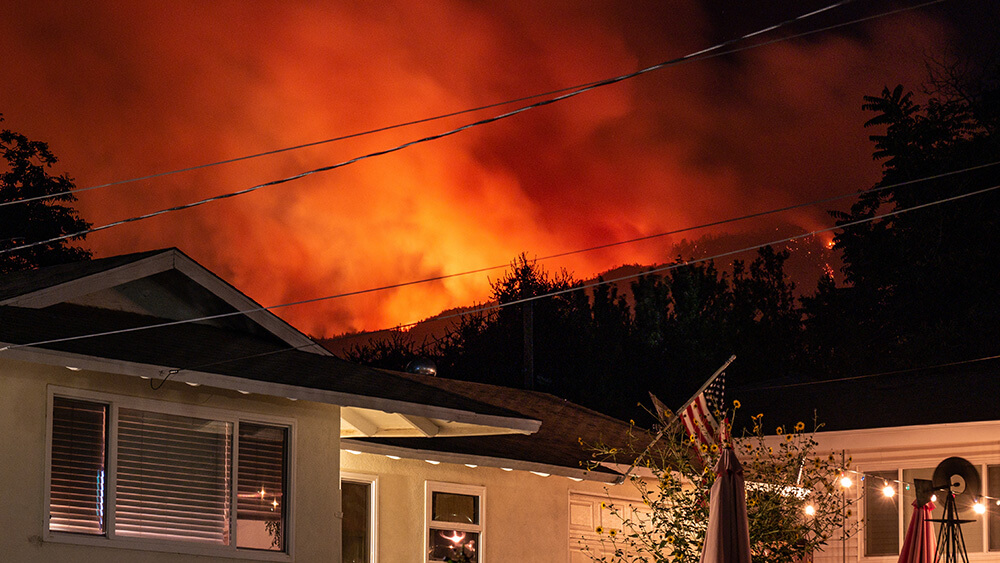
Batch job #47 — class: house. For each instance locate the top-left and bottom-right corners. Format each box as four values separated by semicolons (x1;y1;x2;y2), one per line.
0;248;643;563
733;364;1000;562
0;249;541;562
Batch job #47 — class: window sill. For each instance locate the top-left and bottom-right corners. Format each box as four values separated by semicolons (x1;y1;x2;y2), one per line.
43;531;293;562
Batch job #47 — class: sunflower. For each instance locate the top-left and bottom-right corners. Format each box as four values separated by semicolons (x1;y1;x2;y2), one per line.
596;526;604;534
710;444;719;453
794;421;806;432
785;434;794;442
733;399;741;409
609;529;617;537
701;444;709;453
776;426;784;435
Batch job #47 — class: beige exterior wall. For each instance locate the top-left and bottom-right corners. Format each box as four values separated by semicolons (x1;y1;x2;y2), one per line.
341;450;645;563
0;356;342;562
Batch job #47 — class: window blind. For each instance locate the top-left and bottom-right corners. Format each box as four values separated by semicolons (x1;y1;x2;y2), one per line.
236;422;287;551
49;397;107;535
115;409;232;544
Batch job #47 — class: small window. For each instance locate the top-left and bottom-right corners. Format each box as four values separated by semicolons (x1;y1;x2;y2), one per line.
47;391;291;556
864;470;900;556
237;422;288;551
427;482;483;563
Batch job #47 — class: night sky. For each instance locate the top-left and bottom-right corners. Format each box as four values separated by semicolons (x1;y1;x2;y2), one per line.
1;0;990;336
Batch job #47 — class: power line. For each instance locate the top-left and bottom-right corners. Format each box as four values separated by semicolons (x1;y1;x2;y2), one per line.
0;85;600;209
0;0;865;210
744;354;1000;391
3;177;995;353
383;182;1000;332
0;0;947;255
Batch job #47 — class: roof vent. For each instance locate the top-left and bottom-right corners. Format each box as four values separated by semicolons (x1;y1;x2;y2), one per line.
405;358;437;376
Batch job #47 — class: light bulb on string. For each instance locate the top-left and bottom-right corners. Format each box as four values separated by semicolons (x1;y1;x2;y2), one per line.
974;502;986;515
804;504;816;516
839;475;853;488
882;483;895;498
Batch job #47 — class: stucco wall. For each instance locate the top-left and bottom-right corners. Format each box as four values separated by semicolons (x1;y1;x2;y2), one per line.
0;356;342;562
341;449;644;563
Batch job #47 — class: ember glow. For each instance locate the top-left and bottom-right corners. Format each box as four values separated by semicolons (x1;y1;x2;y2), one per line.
0;1;964;336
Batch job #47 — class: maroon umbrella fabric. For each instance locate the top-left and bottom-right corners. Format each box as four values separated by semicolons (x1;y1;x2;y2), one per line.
898;500;936;563
700;447;752;563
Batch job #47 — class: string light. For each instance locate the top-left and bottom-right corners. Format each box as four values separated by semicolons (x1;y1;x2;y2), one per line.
882;483;895;498
804;505;816;516
839;475;853;488
974;502;986;515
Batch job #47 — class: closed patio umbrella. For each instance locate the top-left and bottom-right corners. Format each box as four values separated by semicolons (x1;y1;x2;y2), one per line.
898;499;935;563
700;447;752;563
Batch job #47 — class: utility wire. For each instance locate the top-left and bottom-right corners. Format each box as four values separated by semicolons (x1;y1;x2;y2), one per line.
382;182;1000;332
0;85;598;209
0;0;865;209
0;0;948;255
744;354;1000;391
3;177;996;353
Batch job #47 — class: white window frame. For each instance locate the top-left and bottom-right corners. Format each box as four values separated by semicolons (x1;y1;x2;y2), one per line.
425;481;485;563
43;386;295;562
341;472;378;563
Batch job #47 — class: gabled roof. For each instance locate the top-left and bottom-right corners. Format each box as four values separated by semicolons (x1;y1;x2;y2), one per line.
1;248;327;355
731;359;1000;433
345;373;637;482
0;251;541;438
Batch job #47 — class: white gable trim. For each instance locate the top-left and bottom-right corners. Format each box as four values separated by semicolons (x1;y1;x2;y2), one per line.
1;249;328;356
1;251;175;308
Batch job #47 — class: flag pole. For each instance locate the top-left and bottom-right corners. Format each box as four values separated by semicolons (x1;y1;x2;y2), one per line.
615;355;736;483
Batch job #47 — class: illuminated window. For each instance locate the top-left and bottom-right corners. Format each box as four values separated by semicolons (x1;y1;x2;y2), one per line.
47;391;290;556
864;470;900;556
426;482;484;563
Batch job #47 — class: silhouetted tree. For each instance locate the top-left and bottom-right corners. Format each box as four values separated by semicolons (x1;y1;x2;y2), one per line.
806;55;1000;373
1;115;91;273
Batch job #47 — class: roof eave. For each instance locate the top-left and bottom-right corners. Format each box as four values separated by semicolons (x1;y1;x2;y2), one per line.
341;439;620;483
1;344;541;436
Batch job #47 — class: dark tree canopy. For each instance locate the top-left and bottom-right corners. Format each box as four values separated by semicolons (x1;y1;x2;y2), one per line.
1;115;91;274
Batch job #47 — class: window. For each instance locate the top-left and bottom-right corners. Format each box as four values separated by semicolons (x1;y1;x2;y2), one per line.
863;464;996;558
46;391;291;557
426;482;483;563
342;473;377;563
864;470;900;556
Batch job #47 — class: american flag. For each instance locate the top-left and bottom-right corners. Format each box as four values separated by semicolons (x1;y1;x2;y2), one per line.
679;371;727;455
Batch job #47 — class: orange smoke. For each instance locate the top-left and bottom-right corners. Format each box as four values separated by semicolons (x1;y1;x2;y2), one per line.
0;1;953;335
